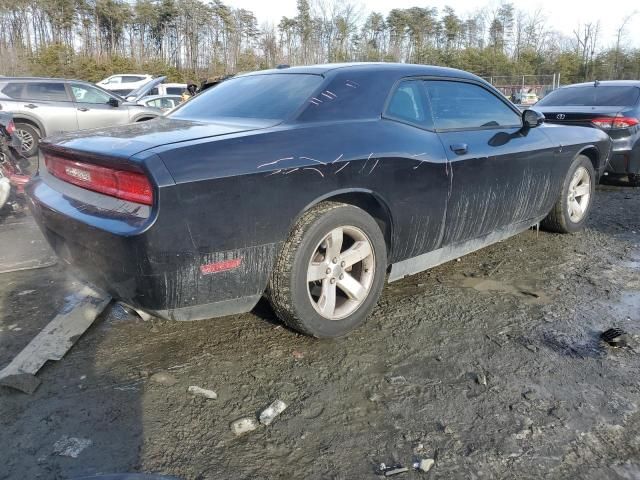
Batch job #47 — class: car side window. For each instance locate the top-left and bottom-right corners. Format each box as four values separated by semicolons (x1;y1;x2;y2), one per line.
2;83;26;99
122;76;142;83
23;82;69;101
166;87;184;95
71;84;112;104
384;80;433;129
425;80;521;130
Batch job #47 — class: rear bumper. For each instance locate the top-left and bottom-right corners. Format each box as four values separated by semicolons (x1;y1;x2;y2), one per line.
606;148;640;176
26;175;276;321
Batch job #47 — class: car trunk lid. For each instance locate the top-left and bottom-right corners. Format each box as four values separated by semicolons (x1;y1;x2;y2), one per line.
39;117;272;165
535;105;624;127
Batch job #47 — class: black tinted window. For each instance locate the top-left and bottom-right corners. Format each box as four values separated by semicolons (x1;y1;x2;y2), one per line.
537;86;640;107
166;87;184;95
426;81;520;130
25;82;69;101
171;74;323;121
385;80;433;129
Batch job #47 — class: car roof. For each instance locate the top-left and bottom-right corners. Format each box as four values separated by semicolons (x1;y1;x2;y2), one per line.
239;62;482;82
560;80;640;88
0;77;90;83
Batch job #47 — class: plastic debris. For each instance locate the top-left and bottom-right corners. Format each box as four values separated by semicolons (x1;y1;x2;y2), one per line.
53;436;92;458
231;417;259;436
413;458;435;472
259;399;288;425
187;386;217;399
379;463;409;476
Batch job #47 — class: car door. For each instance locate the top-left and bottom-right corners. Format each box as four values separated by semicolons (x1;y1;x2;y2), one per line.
381;80;450;260
424;79;558;245
70;82;130;130
5;81;78;135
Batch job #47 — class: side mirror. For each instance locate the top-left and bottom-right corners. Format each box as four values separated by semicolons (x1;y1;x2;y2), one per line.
522;109;545;128
107;97;120;108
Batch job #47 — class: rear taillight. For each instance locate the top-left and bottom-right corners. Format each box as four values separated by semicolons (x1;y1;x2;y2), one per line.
45;154;153;205
5;120;15;136
591;116;639;129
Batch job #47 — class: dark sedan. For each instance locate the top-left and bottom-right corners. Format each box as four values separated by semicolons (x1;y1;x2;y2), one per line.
535;80;640;186
27;63;611;337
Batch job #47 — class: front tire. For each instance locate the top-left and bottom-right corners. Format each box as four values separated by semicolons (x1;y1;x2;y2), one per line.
542;154;595;233
268;202;387;338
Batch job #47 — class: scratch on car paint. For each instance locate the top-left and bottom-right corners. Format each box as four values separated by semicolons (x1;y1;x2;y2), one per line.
284;168;299;175
411;152;429;170
360;153;374;173
368;159;380;175
186;222;197;249
321;92;334;100
257;157;294;169
300;156;327;165
310;99;321;106
345;80;360;88
325;90;337;98
303;167;324;178
334;162;350;174
331;154;343;164
311;97;323;104
265;169;283;177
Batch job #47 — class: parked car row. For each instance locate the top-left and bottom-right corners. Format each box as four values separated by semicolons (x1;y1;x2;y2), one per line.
97;73;187;98
0;75;191;156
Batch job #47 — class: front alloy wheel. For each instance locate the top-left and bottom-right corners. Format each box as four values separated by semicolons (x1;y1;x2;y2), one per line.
566;166;591;223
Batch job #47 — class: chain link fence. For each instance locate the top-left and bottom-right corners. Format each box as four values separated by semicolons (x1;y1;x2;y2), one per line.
483;74;561;106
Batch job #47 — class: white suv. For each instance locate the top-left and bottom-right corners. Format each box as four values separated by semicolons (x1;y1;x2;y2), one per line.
97;74;153;95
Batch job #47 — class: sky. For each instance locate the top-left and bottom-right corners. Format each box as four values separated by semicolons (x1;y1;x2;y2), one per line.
229;0;640;48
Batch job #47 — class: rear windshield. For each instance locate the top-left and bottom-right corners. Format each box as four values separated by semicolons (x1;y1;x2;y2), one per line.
537;86;640;107
170;73;324;122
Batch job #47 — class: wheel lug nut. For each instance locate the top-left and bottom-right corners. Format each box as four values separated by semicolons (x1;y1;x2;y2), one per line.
330;278;336;284
325;268;332;275
332;257;338;264
340;261;346;267
339;274;344;280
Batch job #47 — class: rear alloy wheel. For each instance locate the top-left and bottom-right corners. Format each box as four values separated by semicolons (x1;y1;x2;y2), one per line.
14;123;40;157
542;154;595;233
268;202;387;338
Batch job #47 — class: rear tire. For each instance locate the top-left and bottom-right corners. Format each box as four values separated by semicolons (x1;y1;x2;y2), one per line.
268;201;387;338
14;123;40;157
542;154;595;234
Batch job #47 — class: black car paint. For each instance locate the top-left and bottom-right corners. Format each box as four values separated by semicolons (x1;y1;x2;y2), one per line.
26;63;611;321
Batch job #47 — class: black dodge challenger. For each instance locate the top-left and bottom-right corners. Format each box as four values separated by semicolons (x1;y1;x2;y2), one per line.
27;63;611;337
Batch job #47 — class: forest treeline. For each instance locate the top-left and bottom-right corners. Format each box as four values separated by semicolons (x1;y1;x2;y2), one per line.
0;0;639;84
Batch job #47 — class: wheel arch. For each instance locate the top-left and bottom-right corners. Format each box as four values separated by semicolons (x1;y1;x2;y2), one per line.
291;188;395;263
577;145;601;177
12;114;45;137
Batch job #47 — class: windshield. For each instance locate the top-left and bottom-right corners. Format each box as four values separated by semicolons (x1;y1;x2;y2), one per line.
170;73;324;122
537;85;640;107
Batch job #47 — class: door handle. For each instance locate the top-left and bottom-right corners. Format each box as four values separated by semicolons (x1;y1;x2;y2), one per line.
24;104;38;109
77;107;89;112
450;143;468;155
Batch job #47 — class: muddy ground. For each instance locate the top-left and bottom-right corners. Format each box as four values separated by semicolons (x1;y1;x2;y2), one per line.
0;183;639;480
